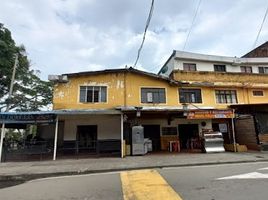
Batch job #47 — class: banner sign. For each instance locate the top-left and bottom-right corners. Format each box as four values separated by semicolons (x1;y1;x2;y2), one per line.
0;113;56;124
187;110;234;119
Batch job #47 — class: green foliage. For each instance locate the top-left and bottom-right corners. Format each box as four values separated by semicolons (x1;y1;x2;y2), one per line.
0;23;52;111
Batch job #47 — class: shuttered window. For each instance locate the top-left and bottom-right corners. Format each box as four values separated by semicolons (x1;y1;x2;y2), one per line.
141;88;166;103
179;89;202;103
79;86;107;103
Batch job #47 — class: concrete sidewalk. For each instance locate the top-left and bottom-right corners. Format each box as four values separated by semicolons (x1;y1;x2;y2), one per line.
1;152;268;181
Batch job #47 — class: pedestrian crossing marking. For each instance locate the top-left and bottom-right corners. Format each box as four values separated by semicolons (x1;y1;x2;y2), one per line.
120;169;183;200
217;172;268;180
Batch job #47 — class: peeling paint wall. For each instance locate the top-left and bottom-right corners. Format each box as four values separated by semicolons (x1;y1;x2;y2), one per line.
53;70;268;111
53;73;125;110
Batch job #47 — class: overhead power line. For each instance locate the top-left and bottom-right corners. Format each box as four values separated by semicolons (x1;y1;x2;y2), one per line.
133;0;155;68
183;0;202;51
253;2;268;48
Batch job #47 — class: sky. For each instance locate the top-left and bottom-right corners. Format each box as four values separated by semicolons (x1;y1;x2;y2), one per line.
0;0;268;80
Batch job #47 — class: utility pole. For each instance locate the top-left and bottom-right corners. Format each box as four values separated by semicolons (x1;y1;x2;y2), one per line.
0;54;18;162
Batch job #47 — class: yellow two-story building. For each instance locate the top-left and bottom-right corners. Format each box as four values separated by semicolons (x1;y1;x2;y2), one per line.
46;42;268;157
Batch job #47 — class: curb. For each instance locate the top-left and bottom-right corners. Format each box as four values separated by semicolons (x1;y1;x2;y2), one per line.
1;159;268;183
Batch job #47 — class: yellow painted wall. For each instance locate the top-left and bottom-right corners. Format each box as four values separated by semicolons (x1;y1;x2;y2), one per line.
53;71;268;110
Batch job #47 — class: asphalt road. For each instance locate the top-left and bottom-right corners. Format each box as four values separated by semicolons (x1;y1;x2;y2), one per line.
1;162;268;200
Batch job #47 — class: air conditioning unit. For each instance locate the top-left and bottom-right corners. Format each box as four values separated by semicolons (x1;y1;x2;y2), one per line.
48;75;68;83
48;75;59;81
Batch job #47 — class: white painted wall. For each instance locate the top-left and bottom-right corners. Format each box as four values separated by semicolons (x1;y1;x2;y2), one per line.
173;59;265;73
158;51;268;76
62;115;121;140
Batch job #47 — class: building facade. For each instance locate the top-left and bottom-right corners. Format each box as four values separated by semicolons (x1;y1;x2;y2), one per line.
46;42;268;157
158;42;268;150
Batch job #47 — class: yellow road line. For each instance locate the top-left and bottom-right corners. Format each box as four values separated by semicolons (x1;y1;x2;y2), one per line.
120;169;183;200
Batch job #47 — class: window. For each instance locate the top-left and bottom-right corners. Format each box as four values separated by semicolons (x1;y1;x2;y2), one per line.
179;89;202;103
253;90;264;96
258;67;268;74
214;65;226;72
183;63;196;71
80;86;107;103
141;88;166;103
215;90;237;104
241;66;252;73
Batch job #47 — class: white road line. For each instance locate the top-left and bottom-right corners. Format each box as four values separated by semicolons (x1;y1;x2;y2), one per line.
258;167;268;170
217;172;268;180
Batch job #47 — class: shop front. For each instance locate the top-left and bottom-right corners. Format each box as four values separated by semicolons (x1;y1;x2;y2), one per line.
0;109;124;162
119;107;235;155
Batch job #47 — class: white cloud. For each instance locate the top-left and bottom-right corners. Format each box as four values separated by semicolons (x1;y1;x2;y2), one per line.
0;0;267;79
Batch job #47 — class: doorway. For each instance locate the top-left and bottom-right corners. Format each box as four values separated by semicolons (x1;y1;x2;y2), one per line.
178;124;199;149
77;125;97;153
143;125;161;151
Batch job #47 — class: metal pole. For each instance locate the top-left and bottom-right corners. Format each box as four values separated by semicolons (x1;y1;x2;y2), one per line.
53;116;59;161
0;54;18;162
121;114;124;158
231;109;237;152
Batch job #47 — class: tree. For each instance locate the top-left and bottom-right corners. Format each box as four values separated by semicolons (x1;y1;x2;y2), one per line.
0;23;52;112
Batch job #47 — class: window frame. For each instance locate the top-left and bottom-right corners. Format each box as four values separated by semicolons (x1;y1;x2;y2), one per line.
252;90;264;97
214;64;226;72
141;88;166;104
215;90;238;104
258;67;268;74
240;66;252;73
79;85;107;103
183;63;197;71
179;88;202;104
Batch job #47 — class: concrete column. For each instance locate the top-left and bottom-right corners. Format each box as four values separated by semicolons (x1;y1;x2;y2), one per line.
53;116;59;160
231;110;237;152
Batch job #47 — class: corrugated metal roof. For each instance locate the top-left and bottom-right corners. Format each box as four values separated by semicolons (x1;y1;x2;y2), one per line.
62;67;183;85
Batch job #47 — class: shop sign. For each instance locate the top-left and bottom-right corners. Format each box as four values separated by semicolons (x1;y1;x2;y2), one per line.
187;110;234;119
0;113;56;124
